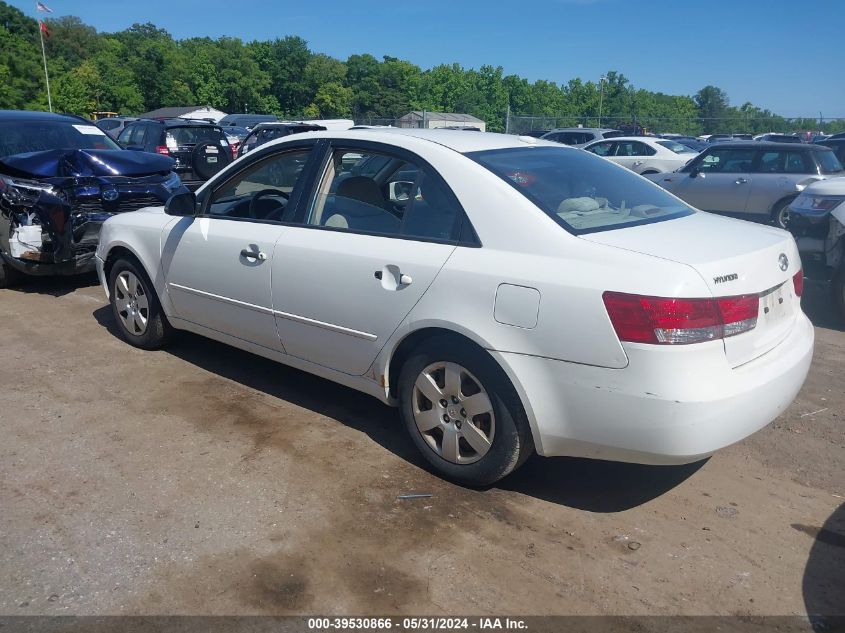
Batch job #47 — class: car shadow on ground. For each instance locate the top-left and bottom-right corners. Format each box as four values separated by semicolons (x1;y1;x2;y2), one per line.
5;272;99;297
799;501;845;630
93;305;705;512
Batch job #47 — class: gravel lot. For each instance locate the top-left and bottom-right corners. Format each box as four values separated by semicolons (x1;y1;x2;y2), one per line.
0;274;842;618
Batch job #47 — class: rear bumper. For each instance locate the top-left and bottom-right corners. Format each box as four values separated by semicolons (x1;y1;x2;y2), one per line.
494;312;814;464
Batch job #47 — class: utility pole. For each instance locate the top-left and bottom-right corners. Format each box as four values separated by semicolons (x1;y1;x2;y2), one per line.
598;75;606;127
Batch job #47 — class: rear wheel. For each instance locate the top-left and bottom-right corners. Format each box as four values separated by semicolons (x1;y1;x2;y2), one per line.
108;258;172;349
398;337;533;486
772;198;793;229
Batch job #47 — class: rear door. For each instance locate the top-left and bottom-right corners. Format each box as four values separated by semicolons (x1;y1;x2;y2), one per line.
611;140;655;173
665;147;754;213
745;149;811;217
271;142;467;375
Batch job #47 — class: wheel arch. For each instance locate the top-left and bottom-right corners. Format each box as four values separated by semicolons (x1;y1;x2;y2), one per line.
101;242;172;317
383;324;543;454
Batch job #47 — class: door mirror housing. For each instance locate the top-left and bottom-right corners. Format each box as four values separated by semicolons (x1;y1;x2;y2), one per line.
165;191;197;216
689;166;700;178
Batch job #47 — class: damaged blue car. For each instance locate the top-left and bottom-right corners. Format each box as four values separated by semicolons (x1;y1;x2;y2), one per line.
0;110;185;286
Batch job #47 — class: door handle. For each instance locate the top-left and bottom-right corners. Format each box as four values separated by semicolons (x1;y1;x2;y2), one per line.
374;267;412;289
633;161;643;166
240;248;267;261
735;178;748;184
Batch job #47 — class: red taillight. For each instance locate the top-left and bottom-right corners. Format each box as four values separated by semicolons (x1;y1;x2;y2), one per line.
230;143;239;159
155;145;171;155
792;270;804;297
603;291;759;345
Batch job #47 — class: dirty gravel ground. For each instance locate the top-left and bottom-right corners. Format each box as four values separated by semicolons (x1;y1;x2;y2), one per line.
0;275;842;618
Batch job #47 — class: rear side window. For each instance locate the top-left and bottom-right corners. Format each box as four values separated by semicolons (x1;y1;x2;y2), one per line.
469;146;693;234
816;149;844;174
305;148;463;241
615;141;654;157
757;151;812;174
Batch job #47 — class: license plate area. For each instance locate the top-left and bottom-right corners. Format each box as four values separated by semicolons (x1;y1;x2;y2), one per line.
759;284;789;327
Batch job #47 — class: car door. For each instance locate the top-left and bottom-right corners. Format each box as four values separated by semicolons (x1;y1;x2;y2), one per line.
664;147;755;213
271;142;467;375
585;141;617;160
744;150;809;217
161;142;319;351
612;141;654;173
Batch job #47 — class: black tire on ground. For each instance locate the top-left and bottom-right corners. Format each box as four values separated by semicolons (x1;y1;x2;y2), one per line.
832;264;845;324
771;197;794;229
108;257;173;350
0;261;24;288
191;141;231;181
398;336;534;486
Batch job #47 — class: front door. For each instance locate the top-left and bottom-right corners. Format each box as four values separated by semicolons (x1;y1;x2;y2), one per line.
272;143;466;375
670;147;756;213
162;145;317;351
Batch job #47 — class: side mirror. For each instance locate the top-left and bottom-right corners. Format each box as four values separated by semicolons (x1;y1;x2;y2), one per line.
689;167;700;178
388;181;415;203
165;191;197;216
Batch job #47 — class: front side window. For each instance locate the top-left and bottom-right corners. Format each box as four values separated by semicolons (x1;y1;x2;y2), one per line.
693;149;755;173
586;141;615;157
304;148;463;241
468;146;693;234
206;149;312;221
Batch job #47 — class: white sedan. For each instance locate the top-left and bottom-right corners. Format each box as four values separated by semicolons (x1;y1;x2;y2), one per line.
583;136;699;174
95;129;813;485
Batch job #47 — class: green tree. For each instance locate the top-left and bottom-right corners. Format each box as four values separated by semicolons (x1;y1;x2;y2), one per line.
53;60;101;115
694;85;730;133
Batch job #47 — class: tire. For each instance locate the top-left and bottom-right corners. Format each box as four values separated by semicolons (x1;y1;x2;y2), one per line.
771;198;794;229
641;170;659;175
0;261;24;288
108;257;172;349
398;337;534;486
191;142;231;181
832;264;845;324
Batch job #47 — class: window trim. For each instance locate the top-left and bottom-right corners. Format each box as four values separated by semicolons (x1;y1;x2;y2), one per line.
288;139;481;247
195;138;325;226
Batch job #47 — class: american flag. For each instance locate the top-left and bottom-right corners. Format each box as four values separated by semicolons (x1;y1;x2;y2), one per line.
36;1;53;12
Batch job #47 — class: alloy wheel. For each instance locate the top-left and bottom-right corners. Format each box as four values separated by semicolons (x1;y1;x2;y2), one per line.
114;270;149;335
412;361;495;465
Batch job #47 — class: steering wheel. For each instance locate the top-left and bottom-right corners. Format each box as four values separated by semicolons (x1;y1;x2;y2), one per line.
248;188;289;219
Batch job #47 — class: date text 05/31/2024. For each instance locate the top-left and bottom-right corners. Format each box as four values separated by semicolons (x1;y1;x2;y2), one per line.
307;617;528;630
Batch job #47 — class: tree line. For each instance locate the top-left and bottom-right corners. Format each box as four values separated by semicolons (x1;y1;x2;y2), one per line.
1;1;841;135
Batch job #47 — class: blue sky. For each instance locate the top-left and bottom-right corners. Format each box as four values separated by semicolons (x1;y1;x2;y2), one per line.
12;0;845;117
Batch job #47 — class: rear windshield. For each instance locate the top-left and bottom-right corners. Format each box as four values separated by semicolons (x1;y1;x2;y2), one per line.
468;146;693;234
657;140;697;154
0;120;120;157
166;126;226;146
816;149;844;174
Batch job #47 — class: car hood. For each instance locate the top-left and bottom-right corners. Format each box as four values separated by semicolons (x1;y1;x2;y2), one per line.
0;149;175;179
796;177;845;196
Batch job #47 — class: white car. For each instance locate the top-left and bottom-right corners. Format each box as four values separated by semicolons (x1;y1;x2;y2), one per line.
583;136;699;174
95;129;814;485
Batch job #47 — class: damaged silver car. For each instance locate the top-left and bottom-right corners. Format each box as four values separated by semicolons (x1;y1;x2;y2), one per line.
0;110;185;287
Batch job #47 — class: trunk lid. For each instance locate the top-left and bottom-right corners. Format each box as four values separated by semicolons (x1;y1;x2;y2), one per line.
582;212;802;366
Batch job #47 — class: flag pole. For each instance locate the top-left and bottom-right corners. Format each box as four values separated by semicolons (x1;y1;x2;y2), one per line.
38;22;52;112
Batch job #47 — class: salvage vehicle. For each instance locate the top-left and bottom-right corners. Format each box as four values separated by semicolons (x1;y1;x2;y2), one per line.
583;136;698;175
647;142;845;228
118;118;231;190
0;110;184;287
788;178;845;319
541;127;623;147
96;129;814;485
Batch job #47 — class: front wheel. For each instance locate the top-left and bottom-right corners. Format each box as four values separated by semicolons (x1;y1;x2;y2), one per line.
398;338;533;486
108;258;172;349
0;261;24;288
